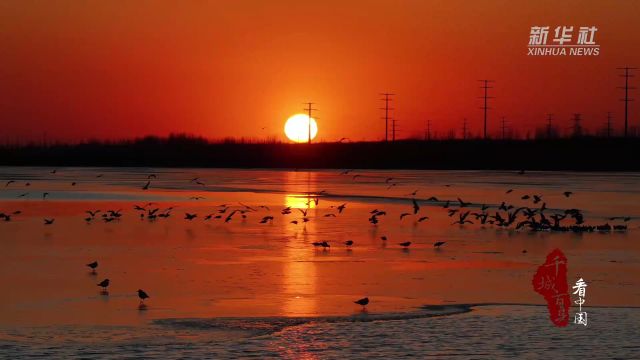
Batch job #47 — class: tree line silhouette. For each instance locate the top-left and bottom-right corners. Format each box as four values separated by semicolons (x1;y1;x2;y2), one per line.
1;133;638;171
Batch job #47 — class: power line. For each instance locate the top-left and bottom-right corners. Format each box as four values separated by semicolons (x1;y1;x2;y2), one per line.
546;113;554;139
462;118;468;140
392;118;399;142
500;116;508;140
605;112;613;138
380;93;395;142
303;102;317;144
424;120;431;141
617;67;636;137
478;80;495;139
572;113;583;138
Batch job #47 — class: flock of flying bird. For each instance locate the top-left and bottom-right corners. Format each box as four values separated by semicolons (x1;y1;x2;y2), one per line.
0;168;634;309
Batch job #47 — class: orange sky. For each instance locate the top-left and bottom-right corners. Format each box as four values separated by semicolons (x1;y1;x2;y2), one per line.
0;0;639;143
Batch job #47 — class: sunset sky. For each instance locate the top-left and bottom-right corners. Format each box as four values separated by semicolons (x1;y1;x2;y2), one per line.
1;0;639;143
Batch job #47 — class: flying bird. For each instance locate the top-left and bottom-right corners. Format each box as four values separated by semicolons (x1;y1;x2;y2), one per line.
563;191;573;198
184;213;197;220
433;241;446;249
44;218;55;225
399;241;412;248
412;198;420;214
344;240;354;247
142;181;150;190
457;198;471;207
259;216;274;224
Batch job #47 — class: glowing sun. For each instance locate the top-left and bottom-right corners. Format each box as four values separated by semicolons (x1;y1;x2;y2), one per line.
284;114;318;143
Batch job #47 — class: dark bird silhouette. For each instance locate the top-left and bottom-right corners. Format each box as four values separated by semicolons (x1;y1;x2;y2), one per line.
380;236;387;241
521;195;530;200
137;289;149;303
532;195;542;204
71;182;76;186
290;220;298;224
457;198;471;207
312;241;330;249
344;240;354;247
97;278;110;290
5;180;15;187
336;203;347;213
42;192;49;200
418;216;429;222
412;199;420;214
354;297;369;308
399;241;411;248
563;191;573;198
400;212;411;220
433;241;446;249
184;213;197;220
506;189;513;194
86;261;98;272
452;211;473;225
259;216;274;224
44;218;55;225
147;174;157;179
225;210;238;223
142;181;150;190
385;177;394;183
324;213;337;217
298;208;308;217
